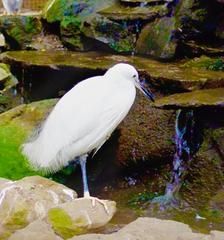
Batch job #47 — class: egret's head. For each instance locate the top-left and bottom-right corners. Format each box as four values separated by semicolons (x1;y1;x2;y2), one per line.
106;63;155;102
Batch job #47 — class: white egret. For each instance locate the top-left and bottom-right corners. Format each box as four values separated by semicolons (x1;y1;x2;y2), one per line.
2;0;23;15
22;63;154;212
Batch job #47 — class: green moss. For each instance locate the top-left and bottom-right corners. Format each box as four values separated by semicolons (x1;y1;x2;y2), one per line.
48;208;87;239
0;99;57;180
4;208;28;230
182;56;224;71
0;15;42;49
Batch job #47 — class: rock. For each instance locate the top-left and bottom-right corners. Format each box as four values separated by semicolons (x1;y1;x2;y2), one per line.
61;14;135;52
175;0;221;41
136;17;177;59
0;33;5;47
0;14;42;49
47;198;116;239
182;56;224;71
181;41;224;58
181;125;224;211
120;0;169;4
29;34;65;51
69;217;224;240
0;63;18;93
0;176;77;233
1;51;224;92
44;0;133;52
154;88;224;109
8;220;62;240
0;177;12;188
98;3;167;21
0;99;58;179
43;0;115;24
117;93;175;165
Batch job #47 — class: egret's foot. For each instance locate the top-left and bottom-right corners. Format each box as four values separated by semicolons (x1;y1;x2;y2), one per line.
85;196;110;214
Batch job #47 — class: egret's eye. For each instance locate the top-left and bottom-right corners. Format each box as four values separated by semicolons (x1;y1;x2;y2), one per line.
133;74;136;78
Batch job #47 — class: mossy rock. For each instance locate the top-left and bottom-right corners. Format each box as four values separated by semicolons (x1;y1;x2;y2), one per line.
0;99;57;180
1;50;224;93
98;3;167;21
136;17;177;60
181;127;224;212
44;0;115;23
0;14;42;49
182;56;224;71
154;88;224;109
44;0;136;52
48;208;86;239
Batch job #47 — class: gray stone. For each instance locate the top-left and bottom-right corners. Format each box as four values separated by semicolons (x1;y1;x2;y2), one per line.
8;220;62;240
0;176;77;232
154;88;224;109
47;198;116;239
69;217;224;240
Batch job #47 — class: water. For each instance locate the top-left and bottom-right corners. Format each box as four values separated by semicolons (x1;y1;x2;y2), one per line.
165;109;194;197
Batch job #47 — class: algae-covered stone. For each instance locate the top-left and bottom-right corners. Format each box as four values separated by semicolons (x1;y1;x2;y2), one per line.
0;176;77;235
44;0;136;52
154;88;224;109
0;99;57;180
44;0;115;23
48;198;116;239
136;17;177;59
9;220;62;240
98;3;167;21
82;15;135;52
0;14;42;49
2;50;224;92
182;56;224;71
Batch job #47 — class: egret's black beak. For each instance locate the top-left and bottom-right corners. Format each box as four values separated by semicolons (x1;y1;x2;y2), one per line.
136;79;155;102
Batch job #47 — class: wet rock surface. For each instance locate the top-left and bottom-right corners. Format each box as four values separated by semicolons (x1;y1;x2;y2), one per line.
154;88;224;109
1;51;224;93
69;217;224;240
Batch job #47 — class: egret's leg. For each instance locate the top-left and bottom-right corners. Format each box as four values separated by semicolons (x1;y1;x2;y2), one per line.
79;155;109;214
79;154;90;197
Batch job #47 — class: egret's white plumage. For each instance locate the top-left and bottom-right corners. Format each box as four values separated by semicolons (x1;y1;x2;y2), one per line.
2;0;23;14
22;63;154;201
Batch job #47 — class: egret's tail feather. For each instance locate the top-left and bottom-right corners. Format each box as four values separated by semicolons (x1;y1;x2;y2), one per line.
22;139;64;174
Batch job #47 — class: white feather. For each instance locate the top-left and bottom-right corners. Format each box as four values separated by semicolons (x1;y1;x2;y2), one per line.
22;64;137;173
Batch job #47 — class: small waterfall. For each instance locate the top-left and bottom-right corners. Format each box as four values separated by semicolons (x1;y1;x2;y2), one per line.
152;109;203;206
164;109;203;199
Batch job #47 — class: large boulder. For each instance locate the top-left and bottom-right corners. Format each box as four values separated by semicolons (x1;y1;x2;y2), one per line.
69;217;224;240
136;17;177;60
0;176;77;238
47;198;116;239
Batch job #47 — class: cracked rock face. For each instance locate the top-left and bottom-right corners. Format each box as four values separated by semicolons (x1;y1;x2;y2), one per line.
0;176;117;239
0;176;77;234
